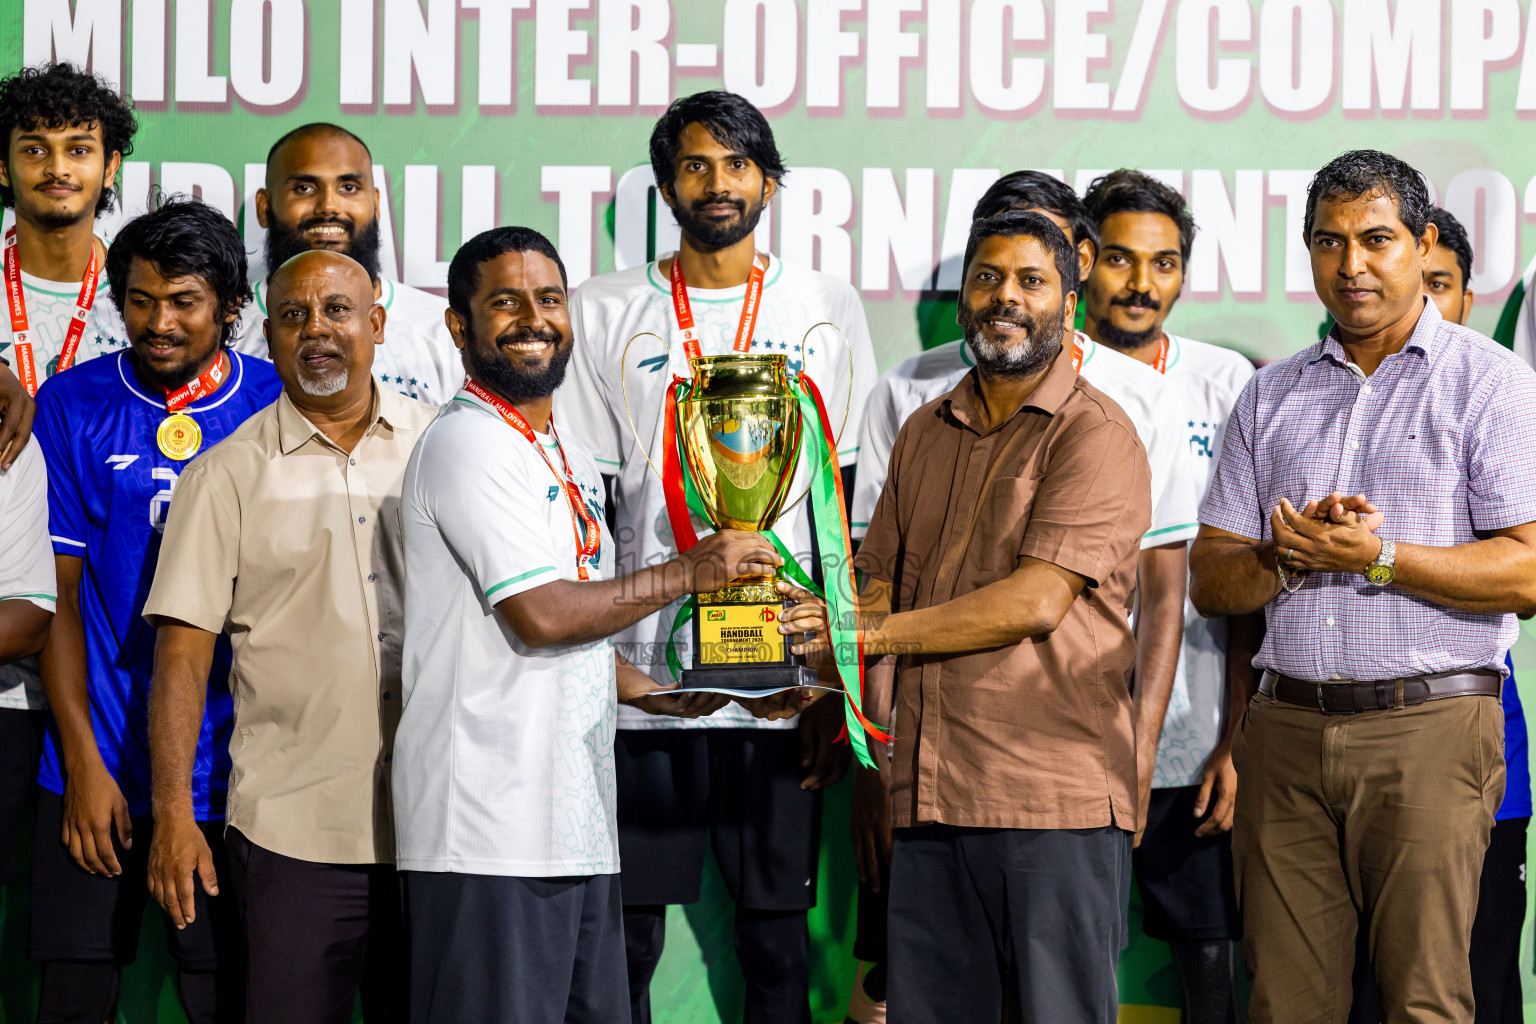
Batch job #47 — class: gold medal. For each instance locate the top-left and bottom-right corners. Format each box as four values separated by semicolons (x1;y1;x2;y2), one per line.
156;413;202;461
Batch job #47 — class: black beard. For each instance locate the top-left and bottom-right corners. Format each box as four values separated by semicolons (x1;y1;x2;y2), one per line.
671;191;765;251
1094;318;1163;353
264;215;383;281
127;342;208;392
958;301;1065;380
463;325;573;404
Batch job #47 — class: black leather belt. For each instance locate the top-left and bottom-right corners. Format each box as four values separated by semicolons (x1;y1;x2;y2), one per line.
1259;669;1501;715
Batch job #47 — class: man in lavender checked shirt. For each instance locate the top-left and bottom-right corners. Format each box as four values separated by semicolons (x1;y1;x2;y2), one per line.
1190;149;1536;1023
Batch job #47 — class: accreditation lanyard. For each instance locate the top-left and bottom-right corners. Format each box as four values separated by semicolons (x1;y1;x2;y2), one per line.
464;378;601;581
164;351;230;413
668;255;766;362
1152;335;1169;374
3;226;100;396
1070;335;1085;372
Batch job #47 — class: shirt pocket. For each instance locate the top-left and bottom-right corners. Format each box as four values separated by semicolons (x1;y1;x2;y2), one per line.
963;476;1038;582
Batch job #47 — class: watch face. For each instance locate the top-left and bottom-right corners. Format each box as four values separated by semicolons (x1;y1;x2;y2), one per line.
1365;563;1395;586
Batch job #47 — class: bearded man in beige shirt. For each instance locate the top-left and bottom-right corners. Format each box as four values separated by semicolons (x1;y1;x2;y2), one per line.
142;250;434;1024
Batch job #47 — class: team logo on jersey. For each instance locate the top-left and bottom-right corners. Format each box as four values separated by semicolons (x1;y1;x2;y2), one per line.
106;454;139;470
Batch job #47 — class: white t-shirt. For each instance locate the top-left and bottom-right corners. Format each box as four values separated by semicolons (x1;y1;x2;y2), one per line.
3;266;131;378
555;254;878;732
0;442;58;710
1152;334;1255;788
233;276;463;406
395;390;620;876
1511;255;1536;369
850;332;1200;549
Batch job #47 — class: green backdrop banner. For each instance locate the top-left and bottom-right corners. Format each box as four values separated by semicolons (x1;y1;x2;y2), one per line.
6;2;1536;1021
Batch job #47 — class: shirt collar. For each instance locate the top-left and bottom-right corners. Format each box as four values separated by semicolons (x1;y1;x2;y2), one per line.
1310;294;1439;367
276;380;400;455
941;337;1080;434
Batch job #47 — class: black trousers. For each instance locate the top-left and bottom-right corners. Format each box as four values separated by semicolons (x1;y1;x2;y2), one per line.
226;827;407;1024
1350;815;1527;1024
887;824;1132;1024
0;707;42;884
616;729;820;1024
403;871;629;1024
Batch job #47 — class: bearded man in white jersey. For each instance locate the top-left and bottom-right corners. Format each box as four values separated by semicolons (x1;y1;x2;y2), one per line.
843;170;1197;1023
233;123;461;405
1081;168;1259;1024
555;90;877;1024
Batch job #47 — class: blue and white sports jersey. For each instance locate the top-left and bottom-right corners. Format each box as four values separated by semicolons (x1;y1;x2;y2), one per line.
34;350;281;819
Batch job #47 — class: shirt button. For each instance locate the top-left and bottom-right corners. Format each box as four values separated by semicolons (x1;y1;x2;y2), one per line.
349;458;357;466
1326;616;1336;626
358;516;367;523
382;692;392;700
368;573;376;582
1362;385;1373;395
378;631;386;641
1350;440;1359;450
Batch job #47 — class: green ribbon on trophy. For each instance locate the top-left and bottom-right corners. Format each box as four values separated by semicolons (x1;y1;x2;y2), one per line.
624;336;890;770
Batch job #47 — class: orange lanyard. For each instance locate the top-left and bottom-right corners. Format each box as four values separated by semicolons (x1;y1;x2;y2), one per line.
668;255;765;362
464;378;600;581
1070;336;1085;371
164;351;230;412
1152;335;1169;374
3;226;99;396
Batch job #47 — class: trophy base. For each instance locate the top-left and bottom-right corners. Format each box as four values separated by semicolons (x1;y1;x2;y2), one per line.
680;665;820;692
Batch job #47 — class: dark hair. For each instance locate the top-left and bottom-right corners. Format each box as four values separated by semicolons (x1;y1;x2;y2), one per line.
963;210;1080;296
0;62;137;214
448;226;567;318
972;171;1098;257
266;122;372;168
1304;149;1433;244
1429;206;1473;288
648;91;786;199
106;196;252;346
1083;169;1197;265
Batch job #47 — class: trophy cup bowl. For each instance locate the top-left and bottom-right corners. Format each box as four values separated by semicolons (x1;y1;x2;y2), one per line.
677;355;818;691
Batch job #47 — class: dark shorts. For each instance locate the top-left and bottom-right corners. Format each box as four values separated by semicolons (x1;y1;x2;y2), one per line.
615;728;821;911
0;708;44;885
403;871;629;1024
1133;785;1242;941
28;788;236;969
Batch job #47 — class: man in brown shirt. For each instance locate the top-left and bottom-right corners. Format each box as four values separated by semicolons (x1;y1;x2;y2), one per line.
844;210;1151;1023
142;251;435;1024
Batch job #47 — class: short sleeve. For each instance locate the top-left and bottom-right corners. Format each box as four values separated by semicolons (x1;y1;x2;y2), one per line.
853;420;910;583
850;375;902;539
32;385;87;556
1198;375;1264;541
142;460;240;633
1466;363;1536;530
1018;420;1152;588
555;290;624;473
828;283;878;470
421;429;566;603
0;443;57;612
1140;387;1200;549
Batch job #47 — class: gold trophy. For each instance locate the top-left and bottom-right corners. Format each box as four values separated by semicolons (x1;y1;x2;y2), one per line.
674;354;818;691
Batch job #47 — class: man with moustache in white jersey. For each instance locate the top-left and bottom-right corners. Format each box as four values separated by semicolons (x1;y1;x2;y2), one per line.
843;170;1196;1023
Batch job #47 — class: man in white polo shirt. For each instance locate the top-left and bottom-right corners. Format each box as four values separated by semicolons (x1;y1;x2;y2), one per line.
233;122;461;405
0;439;55;885
395;226;784;1023
1081;169;1257;1024
844;171;1196;1022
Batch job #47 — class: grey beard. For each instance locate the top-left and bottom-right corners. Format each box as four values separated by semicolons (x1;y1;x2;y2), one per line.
969;327;1062;380
297;367;349;397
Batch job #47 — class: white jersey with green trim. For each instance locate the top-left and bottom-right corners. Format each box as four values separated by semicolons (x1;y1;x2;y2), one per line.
0;442;57;710
1153;333;1255;788
850;332;1199;549
1;266;130;379
556;253;877;731
232;275;462;406
1511;254;1536;369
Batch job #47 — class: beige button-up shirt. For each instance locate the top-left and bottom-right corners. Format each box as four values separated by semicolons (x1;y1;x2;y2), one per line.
145;385;438;864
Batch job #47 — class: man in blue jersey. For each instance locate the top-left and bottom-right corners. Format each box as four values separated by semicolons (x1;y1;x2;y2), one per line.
29;197;280;1024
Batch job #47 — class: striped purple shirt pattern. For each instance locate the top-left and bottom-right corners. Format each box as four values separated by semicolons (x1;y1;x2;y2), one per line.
1200;298;1536;681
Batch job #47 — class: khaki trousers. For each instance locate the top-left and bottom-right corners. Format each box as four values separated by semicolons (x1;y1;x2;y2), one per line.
1231;691;1505;1024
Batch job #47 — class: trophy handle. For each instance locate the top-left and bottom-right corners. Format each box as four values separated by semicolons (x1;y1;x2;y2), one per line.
619;331;671;485
778;321;858;517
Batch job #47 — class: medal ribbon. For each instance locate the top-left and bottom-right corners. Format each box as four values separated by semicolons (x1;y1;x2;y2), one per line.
464;378;601;581
668;255;766;362
164;351;231;412
3;226;100;396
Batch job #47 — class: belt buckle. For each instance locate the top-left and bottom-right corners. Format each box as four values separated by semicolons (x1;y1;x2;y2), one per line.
1314;682;1356;715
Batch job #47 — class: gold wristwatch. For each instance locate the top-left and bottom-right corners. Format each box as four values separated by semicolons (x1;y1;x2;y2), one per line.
1364;539;1396;587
